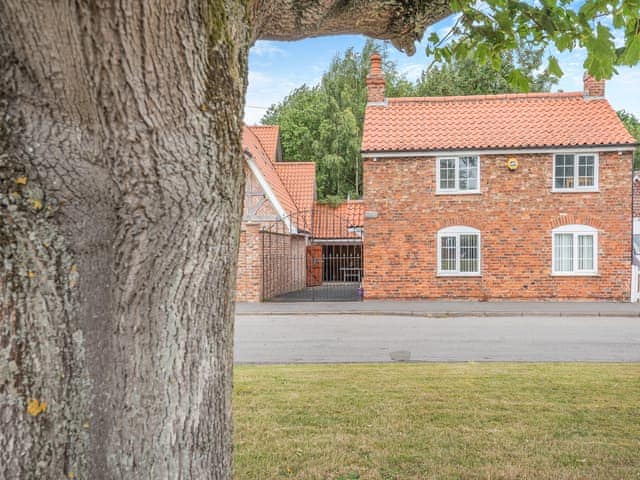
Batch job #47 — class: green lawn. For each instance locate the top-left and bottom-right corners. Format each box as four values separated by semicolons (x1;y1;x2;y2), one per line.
234;363;640;480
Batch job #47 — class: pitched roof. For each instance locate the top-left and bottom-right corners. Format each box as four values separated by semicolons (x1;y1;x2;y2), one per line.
249;125;280;162
275;162;316;230
242;126;298;217
313;200;364;239
362;92;637;153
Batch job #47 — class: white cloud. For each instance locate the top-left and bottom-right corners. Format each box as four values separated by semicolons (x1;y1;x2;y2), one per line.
247;70;274;86
244;70;300;124
251;41;287;57
399;63;424;82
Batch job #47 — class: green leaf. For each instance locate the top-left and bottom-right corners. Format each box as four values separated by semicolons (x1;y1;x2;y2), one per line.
620;35;640;66
547;56;563;77
508;69;530;92
476;44;490;63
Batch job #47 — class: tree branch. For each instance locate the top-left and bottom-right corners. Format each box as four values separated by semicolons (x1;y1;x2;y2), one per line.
250;0;452;54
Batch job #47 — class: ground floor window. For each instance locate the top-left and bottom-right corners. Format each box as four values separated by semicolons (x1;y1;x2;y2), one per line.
437;226;481;275
552;225;598;275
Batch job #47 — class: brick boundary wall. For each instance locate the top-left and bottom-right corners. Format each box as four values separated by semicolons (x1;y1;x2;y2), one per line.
235;223;263;302
262;233;306;300
363;151;633;300
235;222;308;302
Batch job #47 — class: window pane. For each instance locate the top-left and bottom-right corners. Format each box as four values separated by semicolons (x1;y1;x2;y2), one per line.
459;156;478;191
578;235;594;270
459;234;479;272
633;235;640;256
439;158;456;190
440;236;456;271
554;154;574;189
578;155;595;187
554;233;573;272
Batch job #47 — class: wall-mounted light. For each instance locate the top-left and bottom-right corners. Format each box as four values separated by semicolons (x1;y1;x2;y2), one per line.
506;158;519;171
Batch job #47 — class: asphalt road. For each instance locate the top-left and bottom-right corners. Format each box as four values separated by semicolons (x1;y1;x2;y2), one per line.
234;314;640;363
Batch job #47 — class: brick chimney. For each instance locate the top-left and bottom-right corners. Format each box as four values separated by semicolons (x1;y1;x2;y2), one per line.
583;72;605;98
366;53;386;104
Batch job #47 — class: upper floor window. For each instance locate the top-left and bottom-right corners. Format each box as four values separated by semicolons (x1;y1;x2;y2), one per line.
552;224;598;275
553;153;598;192
437;226;481;276
436;156;480;194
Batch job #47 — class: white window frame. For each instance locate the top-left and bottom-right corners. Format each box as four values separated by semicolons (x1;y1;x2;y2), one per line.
437;226;481;276
552;152;599;193
436;156;481;194
551;224;598;276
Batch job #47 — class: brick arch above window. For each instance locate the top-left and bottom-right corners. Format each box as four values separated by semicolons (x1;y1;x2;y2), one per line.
549;215;603;231
436;217;482;231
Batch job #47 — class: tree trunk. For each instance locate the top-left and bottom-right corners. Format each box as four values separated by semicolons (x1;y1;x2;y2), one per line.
1;1;444;478
1;1;248;478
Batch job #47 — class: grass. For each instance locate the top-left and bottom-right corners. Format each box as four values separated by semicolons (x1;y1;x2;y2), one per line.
233;363;640;480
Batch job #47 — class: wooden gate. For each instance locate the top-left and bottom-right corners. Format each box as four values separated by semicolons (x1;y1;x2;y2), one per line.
306;245;322;287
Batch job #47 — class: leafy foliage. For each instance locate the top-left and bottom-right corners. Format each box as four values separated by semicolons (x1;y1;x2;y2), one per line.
618;110;640;168
427;0;640;85
263;40;557;199
416;43;558;95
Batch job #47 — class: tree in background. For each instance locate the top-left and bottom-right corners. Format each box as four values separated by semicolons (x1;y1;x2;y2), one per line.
416;43;559;96
618;110;640;168
265;41;559;200
263;41;412;202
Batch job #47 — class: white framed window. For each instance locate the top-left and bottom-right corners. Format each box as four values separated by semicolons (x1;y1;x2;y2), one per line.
436;156;480;194
552;153;598;192
552;224;598;275
437;226;481;276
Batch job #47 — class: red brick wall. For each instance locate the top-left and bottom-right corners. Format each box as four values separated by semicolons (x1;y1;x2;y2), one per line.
363;151;633;300
235;223;263;302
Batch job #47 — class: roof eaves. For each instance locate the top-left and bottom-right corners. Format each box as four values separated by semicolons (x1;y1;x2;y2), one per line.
361;143;638;157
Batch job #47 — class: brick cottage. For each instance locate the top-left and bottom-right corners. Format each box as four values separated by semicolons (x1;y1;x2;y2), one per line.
362;54;637;300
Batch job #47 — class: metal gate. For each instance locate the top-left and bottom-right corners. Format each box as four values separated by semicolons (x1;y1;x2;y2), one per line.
261;209;363;302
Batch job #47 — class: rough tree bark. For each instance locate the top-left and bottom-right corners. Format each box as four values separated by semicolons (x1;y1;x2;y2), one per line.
0;1;448;478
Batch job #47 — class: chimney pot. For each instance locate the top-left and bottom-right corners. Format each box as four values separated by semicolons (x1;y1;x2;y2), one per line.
366;52;386;104
583;73;605;98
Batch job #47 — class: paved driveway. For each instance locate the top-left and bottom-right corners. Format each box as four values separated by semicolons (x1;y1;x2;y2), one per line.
234;314;640;363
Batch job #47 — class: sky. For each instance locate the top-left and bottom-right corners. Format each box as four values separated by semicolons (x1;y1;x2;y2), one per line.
244;16;640;125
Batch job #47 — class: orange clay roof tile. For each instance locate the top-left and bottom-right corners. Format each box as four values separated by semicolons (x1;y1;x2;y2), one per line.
313;200;364;239
249;125;280;162
362;92;636;153
243;126;298;217
275;162;316;230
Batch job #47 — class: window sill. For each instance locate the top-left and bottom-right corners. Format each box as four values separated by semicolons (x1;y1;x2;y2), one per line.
437;273;482;277
551;272;599;277
435;190;482;196
551;188;599;193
